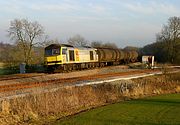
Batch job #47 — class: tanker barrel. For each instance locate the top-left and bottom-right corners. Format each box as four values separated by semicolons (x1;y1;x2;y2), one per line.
97;48;118;61
131;51;138;59
115;49;120;60
119;50;125;60
98;49;105;61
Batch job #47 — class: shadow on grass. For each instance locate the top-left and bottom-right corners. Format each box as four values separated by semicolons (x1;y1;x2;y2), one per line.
130;98;180;106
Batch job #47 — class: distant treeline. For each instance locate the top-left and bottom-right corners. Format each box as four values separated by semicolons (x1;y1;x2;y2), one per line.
0;42;44;67
0;41;136;67
0;16;180;67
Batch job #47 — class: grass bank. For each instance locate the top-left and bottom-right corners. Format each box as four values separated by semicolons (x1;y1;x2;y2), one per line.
55;93;180;125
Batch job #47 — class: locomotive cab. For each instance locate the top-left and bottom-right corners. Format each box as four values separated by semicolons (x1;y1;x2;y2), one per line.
44;44;62;65
44;44;79;66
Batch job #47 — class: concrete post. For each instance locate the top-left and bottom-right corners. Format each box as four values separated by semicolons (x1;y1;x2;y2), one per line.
20;63;26;74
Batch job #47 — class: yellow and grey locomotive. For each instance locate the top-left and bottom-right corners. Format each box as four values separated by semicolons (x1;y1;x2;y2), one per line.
44;44;98;72
44;44;138;72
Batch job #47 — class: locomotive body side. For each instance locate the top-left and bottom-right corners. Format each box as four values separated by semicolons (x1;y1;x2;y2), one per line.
44;44;99;72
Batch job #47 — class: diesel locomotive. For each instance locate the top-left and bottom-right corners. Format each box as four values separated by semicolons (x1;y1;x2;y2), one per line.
44;44;138;72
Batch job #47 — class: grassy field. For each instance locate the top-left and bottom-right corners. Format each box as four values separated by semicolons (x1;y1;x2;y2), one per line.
55;93;180;125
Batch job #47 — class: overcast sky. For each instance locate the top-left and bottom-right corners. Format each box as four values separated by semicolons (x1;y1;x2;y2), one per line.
0;0;180;47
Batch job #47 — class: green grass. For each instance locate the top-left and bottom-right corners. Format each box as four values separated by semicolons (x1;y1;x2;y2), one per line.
55;94;180;125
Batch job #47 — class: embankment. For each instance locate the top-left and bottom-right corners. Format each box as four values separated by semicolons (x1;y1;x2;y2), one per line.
0;73;180;125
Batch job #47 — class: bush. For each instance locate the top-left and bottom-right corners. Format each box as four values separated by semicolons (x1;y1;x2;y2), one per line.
25;64;45;73
0;66;19;75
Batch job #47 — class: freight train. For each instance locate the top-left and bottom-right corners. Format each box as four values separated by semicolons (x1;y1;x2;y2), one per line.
44;44;138;72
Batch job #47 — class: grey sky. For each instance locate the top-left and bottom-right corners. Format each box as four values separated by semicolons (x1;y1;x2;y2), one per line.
0;0;180;47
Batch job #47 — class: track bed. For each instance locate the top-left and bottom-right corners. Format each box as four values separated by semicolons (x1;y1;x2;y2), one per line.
0;65;179;98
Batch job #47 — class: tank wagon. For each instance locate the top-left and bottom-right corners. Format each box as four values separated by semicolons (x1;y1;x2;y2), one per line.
44;44;138;72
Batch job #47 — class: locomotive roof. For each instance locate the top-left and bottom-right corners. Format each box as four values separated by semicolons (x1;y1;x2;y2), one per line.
45;44;95;50
45;44;74;49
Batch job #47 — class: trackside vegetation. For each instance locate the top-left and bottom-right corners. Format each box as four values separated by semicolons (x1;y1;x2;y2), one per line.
55;93;180;125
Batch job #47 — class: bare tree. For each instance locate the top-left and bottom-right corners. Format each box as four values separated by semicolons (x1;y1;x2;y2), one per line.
91;41;103;48
91;41;118;49
42;37;61;47
123;46;139;51
103;42;118;49
8;19;44;65
157;16;180;63
67;34;88;46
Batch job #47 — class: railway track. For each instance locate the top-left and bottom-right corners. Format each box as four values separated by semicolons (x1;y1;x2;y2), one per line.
0;64;130;81
0;73;46;81
0;69;161;93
